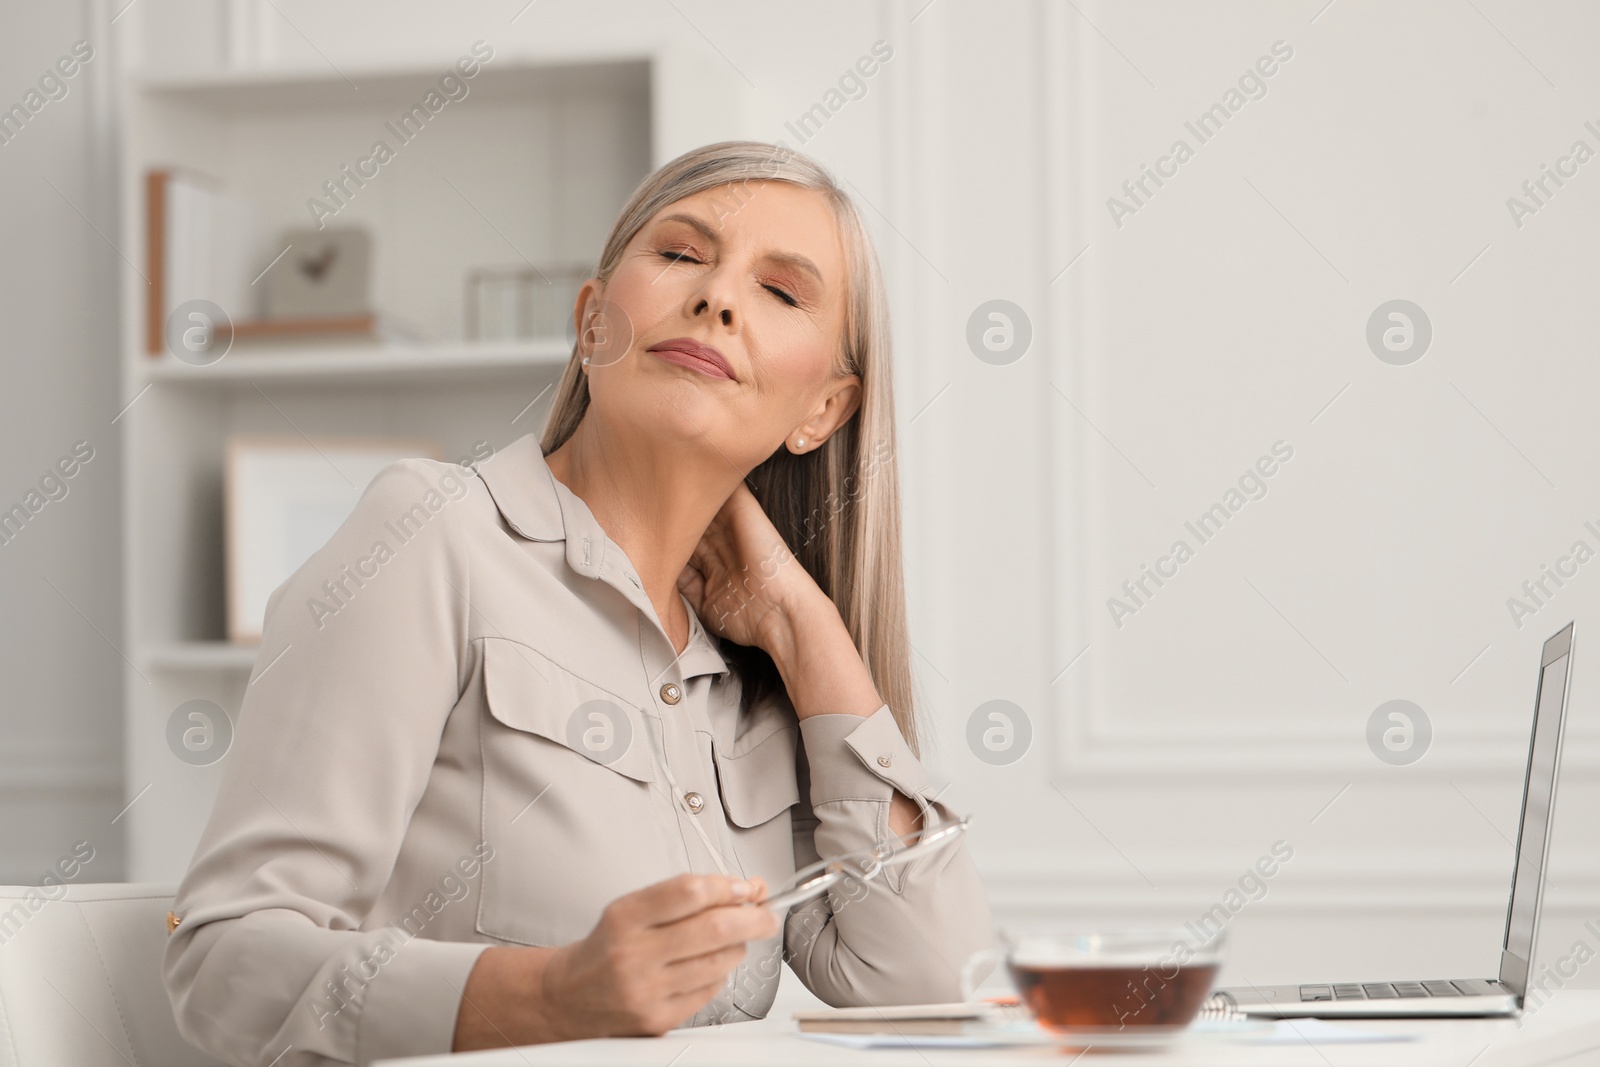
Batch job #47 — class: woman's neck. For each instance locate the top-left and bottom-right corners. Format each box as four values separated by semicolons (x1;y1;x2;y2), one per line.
543;419;742;652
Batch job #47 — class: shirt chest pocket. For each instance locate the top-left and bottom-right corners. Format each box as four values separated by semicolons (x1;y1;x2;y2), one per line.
709;703;803;890
474;636;677;947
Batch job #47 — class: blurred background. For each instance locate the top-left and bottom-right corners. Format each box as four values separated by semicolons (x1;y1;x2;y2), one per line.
2;0;1597;994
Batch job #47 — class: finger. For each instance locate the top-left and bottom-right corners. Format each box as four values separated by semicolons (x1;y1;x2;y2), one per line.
685;541;723;584
676;564;702;598
665;974;734;1014
625;873;759;929
656;901;782;964
663;941;746;992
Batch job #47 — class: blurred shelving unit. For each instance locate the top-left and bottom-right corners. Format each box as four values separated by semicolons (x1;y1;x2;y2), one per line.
138;338;572;385
118;46;750;881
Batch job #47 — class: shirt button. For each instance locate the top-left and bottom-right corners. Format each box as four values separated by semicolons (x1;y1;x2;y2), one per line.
877;755;892;767
684;791;705;814
660;682;682;705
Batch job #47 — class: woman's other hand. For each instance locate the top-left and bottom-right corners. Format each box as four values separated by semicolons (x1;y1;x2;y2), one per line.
544;872;776;1037
453;873;777;1050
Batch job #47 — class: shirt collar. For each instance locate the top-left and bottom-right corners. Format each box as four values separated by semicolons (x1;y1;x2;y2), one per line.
476;432;731;681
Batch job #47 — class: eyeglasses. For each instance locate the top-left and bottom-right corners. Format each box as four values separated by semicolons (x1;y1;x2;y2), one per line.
757;815;972;913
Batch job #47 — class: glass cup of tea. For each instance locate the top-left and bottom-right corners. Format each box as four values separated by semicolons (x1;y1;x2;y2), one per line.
963;924;1226;1040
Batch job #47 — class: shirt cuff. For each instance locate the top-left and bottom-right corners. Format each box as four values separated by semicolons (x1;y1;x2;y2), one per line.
357;934;492;1064
798;703;932;806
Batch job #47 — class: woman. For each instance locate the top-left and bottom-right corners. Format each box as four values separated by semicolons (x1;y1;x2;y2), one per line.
163;140;994;1066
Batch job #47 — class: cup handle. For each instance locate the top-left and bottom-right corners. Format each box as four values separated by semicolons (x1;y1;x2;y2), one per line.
959;947;1005;1002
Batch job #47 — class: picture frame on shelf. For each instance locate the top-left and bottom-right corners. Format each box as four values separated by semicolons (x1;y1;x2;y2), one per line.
224;435;442;643
264;227;373;321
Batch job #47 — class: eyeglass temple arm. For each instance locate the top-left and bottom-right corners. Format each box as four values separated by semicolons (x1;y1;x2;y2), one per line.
755;817;972;913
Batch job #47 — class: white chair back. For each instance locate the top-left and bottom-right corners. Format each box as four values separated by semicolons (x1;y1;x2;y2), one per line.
0;882;223;1067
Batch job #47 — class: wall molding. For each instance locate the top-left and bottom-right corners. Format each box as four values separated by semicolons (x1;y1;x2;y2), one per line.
1038;0;1600;784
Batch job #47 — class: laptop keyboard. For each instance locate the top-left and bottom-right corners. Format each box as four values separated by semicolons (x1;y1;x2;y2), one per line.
1298;981;1480;1001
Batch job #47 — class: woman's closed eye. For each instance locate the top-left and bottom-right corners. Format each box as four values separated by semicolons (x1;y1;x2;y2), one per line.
656;250;800;308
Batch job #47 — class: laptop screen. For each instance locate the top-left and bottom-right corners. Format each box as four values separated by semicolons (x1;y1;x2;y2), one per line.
1500;622;1574;997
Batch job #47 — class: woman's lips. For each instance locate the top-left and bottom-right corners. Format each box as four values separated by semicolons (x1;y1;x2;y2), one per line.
646;340;735;381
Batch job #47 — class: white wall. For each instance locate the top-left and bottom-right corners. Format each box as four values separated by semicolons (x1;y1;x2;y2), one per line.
0;0;125;884
5;0;1596;995
917;0;1600;992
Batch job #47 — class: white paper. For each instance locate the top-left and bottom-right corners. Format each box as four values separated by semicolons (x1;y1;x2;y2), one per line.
797;1016;1415;1050
798;1031;1053;1050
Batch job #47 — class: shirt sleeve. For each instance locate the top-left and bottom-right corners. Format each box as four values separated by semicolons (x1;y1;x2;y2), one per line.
162;459;490;1067
782;703;998;1006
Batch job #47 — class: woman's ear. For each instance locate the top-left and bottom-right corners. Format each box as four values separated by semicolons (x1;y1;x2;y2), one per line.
572;277;621;370
571;278;602;356
829;375;864;426
791;375;862;452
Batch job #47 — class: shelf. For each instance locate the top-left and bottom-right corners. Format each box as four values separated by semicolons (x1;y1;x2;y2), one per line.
134;54;651;112
117;32;750;881
141;641;261;672
138;338;572;386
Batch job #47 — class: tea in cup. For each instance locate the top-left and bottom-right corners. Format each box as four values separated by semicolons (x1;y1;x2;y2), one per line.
968;925;1224;1038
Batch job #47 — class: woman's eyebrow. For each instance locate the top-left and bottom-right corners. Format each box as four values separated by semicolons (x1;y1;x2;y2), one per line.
655;212;825;285
765;250;824;286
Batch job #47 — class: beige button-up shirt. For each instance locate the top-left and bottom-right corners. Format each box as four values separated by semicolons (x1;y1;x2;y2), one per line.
162;431;994;1067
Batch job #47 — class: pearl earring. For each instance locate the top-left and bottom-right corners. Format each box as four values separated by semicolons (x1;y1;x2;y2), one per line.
795;437;806;450
582;357;591;365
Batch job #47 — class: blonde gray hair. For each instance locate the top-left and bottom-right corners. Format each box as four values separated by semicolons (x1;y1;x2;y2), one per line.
539;140;922;756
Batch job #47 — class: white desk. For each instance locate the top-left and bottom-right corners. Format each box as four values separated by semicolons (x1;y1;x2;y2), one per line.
376;991;1600;1067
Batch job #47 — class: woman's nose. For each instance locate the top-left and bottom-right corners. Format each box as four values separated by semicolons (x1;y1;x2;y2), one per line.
691;274;737;326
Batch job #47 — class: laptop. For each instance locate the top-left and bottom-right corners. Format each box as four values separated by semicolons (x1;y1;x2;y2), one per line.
1216;621;1575;1018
